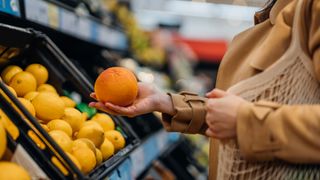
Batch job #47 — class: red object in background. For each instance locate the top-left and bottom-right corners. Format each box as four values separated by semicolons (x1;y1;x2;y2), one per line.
173;36;228;63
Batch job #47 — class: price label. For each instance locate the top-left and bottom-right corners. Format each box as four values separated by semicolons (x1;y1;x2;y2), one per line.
48;4;59;29
77;17;91;39
60;9;77;35
25;0;49;25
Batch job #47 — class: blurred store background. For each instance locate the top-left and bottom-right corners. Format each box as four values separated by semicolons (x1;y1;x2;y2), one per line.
0;0;265;179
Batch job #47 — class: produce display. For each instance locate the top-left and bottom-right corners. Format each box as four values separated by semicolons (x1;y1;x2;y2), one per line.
0;63;127;174
0;117;31;180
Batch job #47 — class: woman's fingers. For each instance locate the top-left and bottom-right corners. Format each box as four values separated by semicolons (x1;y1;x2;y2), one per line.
88;102;118;115
90;93;97;100
205;128;217;137
104;102;137;117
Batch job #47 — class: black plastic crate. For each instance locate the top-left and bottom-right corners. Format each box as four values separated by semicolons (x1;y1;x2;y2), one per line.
0;23;139;179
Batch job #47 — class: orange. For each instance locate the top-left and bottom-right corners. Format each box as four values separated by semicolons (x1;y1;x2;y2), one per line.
94;67;138;106
0;162;30;180
91;113;115;131
104;130;125;151
100;138;114;160
25;64;48;85
9;71;37;97
31;92;65;123
1;65;23;84
37;84;57;94
17;98;36;116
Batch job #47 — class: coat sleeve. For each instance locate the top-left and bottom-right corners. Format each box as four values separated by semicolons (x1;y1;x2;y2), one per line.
237;0;320;163
161;92;208;134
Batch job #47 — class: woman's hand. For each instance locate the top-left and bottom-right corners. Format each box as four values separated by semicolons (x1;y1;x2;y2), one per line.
89;82;175;117
205;89;247;140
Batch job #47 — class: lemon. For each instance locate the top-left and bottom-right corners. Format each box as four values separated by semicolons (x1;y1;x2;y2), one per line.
105;130;125;151
31;92;65;123
47;119;73;137
18;98;36;117
0;121;6;159
72;139;90;151
23;91;39;101
72;147;96;174
82;112;88;121
82;121;104;130
9;71;37;97
91;113;115;131
0;85;17;105
100;138;114;161
76;123;105;148
1;65;23;84
3;85;17;97
40;124;49;132
61;108;84;132
60;96;76;108
0;162;30;180
49;130;72;152
0;109;19;140
95;148;103;165
25;64;48;85
37;84;57;94
75;138;96;154
66;152;82;170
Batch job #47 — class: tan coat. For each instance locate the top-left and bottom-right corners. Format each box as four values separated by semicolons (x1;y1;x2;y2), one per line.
161;0;320;179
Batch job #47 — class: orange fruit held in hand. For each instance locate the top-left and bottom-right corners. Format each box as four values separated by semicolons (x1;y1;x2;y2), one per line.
94;67;138;106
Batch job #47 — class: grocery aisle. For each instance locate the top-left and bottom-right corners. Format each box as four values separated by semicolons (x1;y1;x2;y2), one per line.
0;0;257;179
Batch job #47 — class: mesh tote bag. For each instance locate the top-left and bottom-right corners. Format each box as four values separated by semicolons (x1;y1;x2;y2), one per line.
217;0;320;179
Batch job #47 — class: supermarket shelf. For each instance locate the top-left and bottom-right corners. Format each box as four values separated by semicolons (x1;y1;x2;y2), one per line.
0;0;21;17
108;130;180;179
22;0;128;50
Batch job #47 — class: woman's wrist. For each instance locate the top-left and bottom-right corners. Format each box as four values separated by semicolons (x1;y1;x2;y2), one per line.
154;92;175;116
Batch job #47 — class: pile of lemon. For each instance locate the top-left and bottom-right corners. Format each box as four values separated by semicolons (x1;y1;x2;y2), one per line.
0;63;126;174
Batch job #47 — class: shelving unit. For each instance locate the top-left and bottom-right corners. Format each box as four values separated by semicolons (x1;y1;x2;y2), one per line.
0;0;205;179
109;130;180;179
23;0;128;51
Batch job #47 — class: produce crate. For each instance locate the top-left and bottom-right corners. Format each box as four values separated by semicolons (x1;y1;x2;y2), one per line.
0;23;139;179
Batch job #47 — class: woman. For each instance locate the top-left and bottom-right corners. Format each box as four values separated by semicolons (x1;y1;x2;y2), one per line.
89;0;320;179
